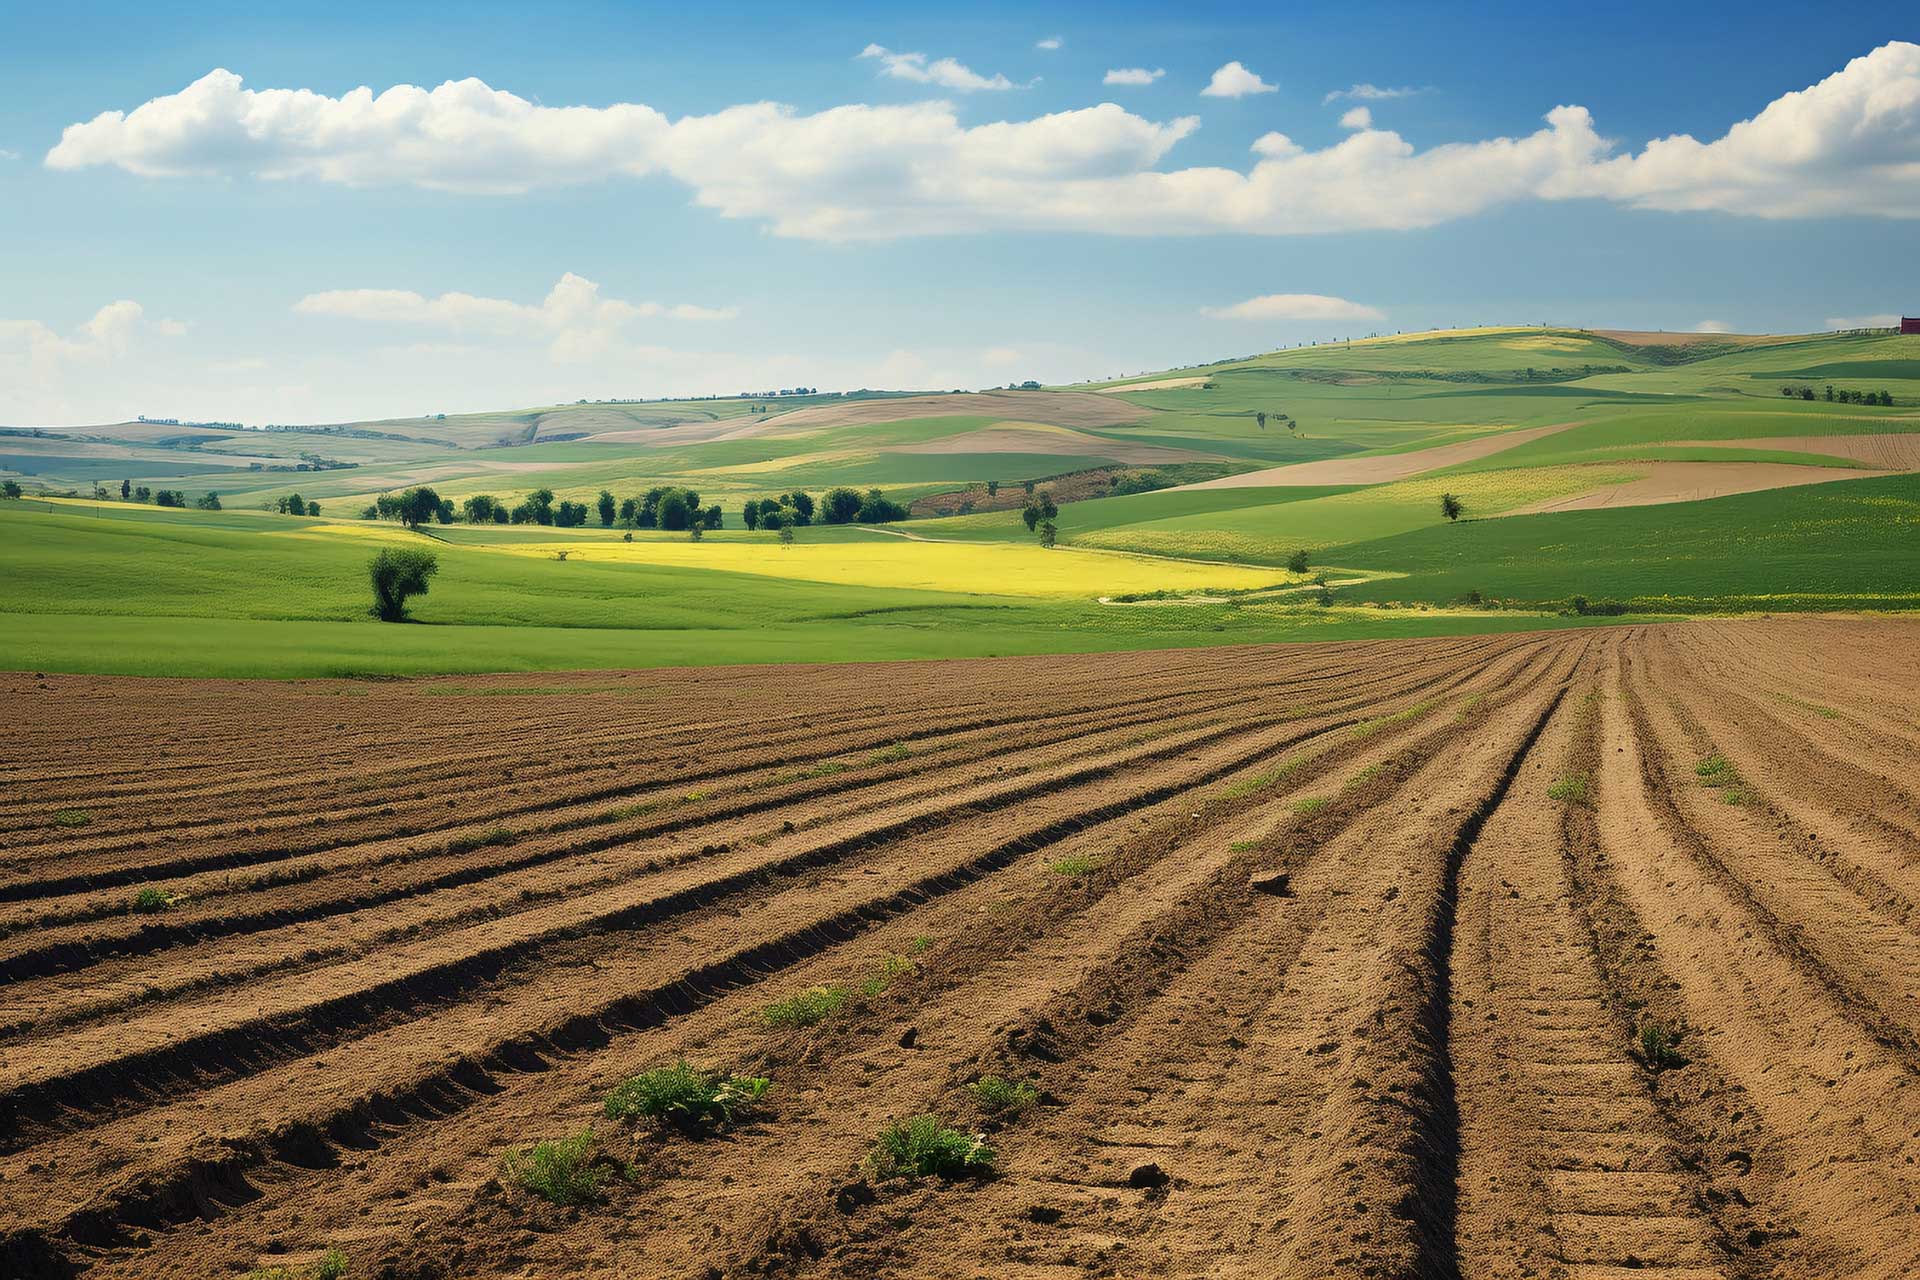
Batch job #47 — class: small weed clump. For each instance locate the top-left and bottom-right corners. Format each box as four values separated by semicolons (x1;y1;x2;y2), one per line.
868;1115;995;1181
763;985;848;1029
1546;772;1592;806
868;743;914;765
862;953;920;998
1695;753;1753;805
1636;1020;1687;1071
500;1127;611;1205
1049;854;1102;878
131;886;176;914
445;826;517;855
314;1251;349;1280
51;809;91;828
1292;796;1328;817
244;1247;348;1280
968;1076;1039;1117
603;1062;770;1128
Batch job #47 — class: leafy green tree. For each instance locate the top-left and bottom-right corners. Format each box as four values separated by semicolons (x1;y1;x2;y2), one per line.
658;490;691;530
527;488;556;525
1;480;21;499
1286;548;1310;573
783;491;815;525
194;492;223;510
133;485;151;503
306;501;322;517
987;480;999;497
597;490;616;527
1256;411;1268;430
741;501;761;530
760;507;787;531
395;486;442;529
120;478;131;500
856;489;909;523
688;521;705;542
704;504;723;529
820;487;863;524
462;494;500;524
1021;488;1059;531
778;523;795;547
1038;519;1057;548
1440;492;1464;522
368;548;439;622
555;499;589;527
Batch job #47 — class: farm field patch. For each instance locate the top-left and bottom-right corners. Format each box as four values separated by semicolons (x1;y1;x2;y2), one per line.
2;617;1917;1278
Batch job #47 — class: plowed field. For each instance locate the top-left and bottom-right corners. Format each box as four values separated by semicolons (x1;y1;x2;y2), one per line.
3;617;1917;1279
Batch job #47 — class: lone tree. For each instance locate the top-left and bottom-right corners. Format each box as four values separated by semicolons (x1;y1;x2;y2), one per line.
1286;548;1310;573
1021;488;1059;532
1038;519;1058;549
368;548;439;622
597;490;616;527
1256;411;1268;430
1440;492;1464;522
1;480;21;499
778;523;795;548
397;485;442;530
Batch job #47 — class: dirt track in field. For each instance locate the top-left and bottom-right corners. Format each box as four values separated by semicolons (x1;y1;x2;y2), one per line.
2;617;1917;1279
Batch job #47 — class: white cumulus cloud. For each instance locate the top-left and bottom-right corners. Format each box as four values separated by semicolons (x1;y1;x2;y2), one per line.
1201;293;1386;322
859;44;1016;92
1036;36;1062;51
295;273;734;363
43;44;1920;240
1824;313;1901;329
1104;68;1165;87
1340;106;1373;130
1324;83;1422;104
1201;61;1278;99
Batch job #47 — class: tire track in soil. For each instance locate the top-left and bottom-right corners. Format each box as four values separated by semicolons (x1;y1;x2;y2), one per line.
1584;645;1920;1279
1454;645;1736;1279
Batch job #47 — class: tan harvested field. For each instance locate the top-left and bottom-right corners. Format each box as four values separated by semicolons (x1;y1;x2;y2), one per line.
1668;431;1920;470
4;618;1920;1278
1175;422;1576;490
1506;459;1884;513
760;389;1154;432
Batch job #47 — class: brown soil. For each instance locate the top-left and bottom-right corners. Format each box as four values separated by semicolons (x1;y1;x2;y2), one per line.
1665;432;1920;470
2;618;1916;1279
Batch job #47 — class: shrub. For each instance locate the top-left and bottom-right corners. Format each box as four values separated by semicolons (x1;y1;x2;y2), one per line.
603;1062;771;1128
1439;492;1464;521
314;1249;350;1280
763;985;848;1028
1286;548;1310;574
500;1128;609;1205
968;1076;1039;1117
367;548;439;622
867;1115;995;1180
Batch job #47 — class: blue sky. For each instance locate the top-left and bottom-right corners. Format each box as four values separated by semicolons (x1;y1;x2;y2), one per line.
1;0;1915;425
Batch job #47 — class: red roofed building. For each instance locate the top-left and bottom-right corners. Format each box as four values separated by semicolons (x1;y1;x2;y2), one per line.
1902;317;1920;335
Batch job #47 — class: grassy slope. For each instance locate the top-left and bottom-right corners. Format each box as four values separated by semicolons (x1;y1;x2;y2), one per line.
0;498;1610;677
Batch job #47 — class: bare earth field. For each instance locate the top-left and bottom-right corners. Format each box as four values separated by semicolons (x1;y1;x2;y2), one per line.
3;617;1919;1279
1175;423;1576;489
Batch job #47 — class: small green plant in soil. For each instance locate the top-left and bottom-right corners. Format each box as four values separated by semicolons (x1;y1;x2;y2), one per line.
968;1076;1040;1117
603;1062;770;1128
314;1250;349;1280
867;1115;996;1180
51;809;91;828
862;953;920;998
762;985;848;1029
1292;796;1328;817
1049;853;1102;877
1636;1019;1687;1071
500;1127;611;1205
131;886;175;914
1547;771;1591;805
1695;752;1752;805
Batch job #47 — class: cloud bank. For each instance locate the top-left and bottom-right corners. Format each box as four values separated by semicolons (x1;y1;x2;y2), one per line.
45;42;1920;239
1202;293;1385;322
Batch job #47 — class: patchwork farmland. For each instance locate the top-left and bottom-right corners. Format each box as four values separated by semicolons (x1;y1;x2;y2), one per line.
4;616;1918;1279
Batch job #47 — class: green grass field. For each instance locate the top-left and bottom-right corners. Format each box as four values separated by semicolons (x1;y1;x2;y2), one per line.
6;325;1917;677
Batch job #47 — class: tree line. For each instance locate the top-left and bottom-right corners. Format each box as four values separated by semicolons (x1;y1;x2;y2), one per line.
1780;384;1896;405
